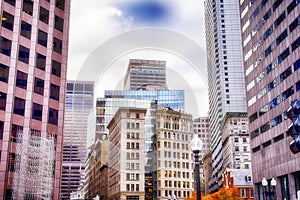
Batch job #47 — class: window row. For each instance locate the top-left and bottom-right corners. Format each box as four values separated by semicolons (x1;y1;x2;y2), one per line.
249;2;298;64
126;132;139;139
126;173;139;181
126;142;139;149
126;162;139;170
157;141;189;151
159;190;190;198
157;170;191;179
2;10;63;35
126;152;139;160
4;0;65;12
163;180;190;188
252;133;285;153
0;37;62;76
158;132;191;141
126;184;139;192
126;122;140;129
157;160;190;170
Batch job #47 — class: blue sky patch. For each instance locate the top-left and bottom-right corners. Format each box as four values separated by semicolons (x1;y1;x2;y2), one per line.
120;1;170;24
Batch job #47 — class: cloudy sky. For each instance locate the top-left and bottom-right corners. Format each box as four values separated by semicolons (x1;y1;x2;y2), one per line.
68;0;208;118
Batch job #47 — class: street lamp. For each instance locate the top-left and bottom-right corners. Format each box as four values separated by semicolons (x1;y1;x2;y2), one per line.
262;177;277;200
191;134;203;200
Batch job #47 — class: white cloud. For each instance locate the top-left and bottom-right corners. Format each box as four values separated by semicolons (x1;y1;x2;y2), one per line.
69;0;208;117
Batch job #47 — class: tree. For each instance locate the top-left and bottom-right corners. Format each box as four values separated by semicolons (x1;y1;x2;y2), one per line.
186;187;242;200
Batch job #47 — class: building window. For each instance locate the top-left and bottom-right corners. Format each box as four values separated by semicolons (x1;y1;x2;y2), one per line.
0;36;12;56
250;189;254;198
280;67;292;82
271;114;282;127
52;60;61;77
260;122;270;133
0;63;9;83
8;153;18;172
289;16;300;33
250;129;259;139
276;29;288;46
50;84;60;101
34;78;44;95
259;104;268;116
20;21;31;39
282;86;294;101
272;0;283;11
18;45;30;64
56;0;65;10
2;11;14;31
0;121;4;140
0;92;7;111
48;108;58;125
16;70;27;89
263;140;272;148
11;124;22;142
55;15;64;32
269;96;280;109
274;134;284;143
292;36;300;51
274;11;286;28
23;0;33;15
280;175;290;200
294;58;300;71
4;0;16;6
14;97;25;116
38;30;48;47
249;113;258;123
240;188;246;198
278;48;290;64
36;53;46;71
32;103;42;121
263;25;273;41
267;77;278;91
53;37;62;54
39;7;49;24
288;0;299;14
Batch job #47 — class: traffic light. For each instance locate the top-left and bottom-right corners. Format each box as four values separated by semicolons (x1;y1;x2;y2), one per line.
287;100;300;154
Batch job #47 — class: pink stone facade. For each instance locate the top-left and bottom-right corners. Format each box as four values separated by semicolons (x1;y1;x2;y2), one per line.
240;0;300;199
0;0;70;198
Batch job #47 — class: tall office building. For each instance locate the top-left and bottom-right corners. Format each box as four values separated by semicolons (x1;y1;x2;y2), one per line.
124;59;167;90
240;0;300;199
205;0;247;192
61;81;94;199
0;0;70;198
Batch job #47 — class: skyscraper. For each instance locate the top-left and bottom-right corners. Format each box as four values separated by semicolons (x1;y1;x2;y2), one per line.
0;0;70;198
205;0;247;192
124;59;167;90
240;0;300;199
61;81;94;199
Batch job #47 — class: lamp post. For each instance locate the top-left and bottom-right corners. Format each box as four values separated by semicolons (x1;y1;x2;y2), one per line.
191;134;203;200
262;177;277;200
